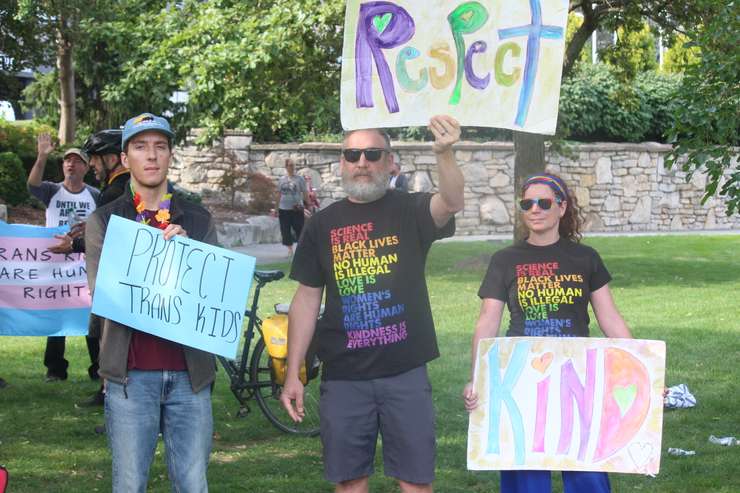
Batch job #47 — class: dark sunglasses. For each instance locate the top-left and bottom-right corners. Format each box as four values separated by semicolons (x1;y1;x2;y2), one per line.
519;197;562;211
342;148;388;163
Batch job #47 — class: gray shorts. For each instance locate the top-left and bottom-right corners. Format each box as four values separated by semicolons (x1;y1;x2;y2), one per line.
319;365;435;484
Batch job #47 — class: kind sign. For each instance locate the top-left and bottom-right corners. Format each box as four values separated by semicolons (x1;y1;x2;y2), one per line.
341;0;568;133
468;337;666;474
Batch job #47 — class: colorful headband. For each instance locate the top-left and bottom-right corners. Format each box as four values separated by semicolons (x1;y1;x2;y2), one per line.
522;174;567;200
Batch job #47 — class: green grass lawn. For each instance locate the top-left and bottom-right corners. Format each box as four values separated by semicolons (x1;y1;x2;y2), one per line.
1;235;738;492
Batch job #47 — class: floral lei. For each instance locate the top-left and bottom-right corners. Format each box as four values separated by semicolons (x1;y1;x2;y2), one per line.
131;183;172;228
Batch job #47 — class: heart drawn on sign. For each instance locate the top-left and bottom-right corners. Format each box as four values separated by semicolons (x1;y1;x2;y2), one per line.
613;384;637;417
628;442;653;471
460;10;474;22
531;352;553;373
373;13;392;34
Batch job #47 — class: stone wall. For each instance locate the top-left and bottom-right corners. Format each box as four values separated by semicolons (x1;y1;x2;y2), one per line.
172;133;739;234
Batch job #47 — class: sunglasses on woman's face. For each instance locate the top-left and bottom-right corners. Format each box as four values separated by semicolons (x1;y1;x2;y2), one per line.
342;148;388;163
519;197;562;211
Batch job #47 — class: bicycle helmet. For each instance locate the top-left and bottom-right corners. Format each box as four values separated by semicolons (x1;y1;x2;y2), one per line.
82;129;122;156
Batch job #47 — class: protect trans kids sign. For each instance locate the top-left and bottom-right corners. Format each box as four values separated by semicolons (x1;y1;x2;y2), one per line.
91;216;256;358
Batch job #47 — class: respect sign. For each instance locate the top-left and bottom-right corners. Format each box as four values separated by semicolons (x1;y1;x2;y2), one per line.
468;337;666;474
0;222;91;336
91;216;256;358
340;0;568;134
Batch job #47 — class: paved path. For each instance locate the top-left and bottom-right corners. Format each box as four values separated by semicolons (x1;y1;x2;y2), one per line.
231;244;292;266
231;229;738;265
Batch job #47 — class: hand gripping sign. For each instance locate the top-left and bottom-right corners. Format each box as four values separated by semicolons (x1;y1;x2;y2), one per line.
468;337;666;475
341;0;568;133
91;216;256;359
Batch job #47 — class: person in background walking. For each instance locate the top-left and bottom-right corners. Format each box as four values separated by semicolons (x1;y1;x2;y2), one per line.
274;158;309;256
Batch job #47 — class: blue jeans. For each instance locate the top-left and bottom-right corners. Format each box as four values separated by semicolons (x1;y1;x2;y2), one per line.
501;470;611;493
105;370;213;493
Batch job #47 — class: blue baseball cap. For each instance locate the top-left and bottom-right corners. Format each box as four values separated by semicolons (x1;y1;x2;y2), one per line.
121;113;175;150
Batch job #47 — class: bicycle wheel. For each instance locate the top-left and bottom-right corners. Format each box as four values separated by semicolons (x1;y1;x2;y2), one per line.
250;338;321;436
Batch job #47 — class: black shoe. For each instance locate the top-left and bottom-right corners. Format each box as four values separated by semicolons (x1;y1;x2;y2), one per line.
45;373;67;382
76;390;105;408
0;377;7;389
94;424;106;435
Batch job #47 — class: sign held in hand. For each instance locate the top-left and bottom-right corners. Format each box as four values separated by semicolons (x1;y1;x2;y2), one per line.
341;0;568;133
92;216;256;358
468;337;666;475
0;222;90;336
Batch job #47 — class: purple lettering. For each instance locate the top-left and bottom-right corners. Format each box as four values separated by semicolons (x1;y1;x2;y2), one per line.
355;1;415;113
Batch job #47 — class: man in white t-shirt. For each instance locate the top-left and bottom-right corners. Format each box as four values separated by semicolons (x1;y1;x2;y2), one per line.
27;133;100;382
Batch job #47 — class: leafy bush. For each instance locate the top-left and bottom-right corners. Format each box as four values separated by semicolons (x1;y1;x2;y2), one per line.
558;63;680;142
245;172;276;214
0;119;63;182
634;71;682;141
0;151;30;205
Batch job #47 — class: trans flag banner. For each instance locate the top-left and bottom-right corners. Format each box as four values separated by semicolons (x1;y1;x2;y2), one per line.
0;222;90;336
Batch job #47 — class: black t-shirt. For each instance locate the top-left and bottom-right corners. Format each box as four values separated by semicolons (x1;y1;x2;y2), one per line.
478;239;612;337
290;190;455;380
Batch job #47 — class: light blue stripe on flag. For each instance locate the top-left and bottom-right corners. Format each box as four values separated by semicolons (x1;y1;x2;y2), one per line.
0;307;90;336
0;222;68;238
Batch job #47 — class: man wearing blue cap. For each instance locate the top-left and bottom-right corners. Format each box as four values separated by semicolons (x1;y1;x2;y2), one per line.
85;113;217;492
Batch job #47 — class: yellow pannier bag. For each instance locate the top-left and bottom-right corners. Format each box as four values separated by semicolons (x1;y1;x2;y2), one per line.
261;314;308;385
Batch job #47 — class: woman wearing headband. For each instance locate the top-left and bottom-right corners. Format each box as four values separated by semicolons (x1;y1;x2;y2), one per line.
462;173;632;493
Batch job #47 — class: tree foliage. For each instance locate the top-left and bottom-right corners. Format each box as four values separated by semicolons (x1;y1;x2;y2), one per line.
661;33;701;74
9;0;736;213
103;0;345;143
665;1;740;216
600;22;658;81
11;0;112;143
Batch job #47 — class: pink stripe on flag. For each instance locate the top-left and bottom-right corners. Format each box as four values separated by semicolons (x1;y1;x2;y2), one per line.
0;284;91;310
0;237;84;263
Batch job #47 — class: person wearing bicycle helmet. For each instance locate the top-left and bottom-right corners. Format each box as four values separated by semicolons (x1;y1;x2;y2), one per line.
83;128;130;207
50;129;131;256
57;129;132;409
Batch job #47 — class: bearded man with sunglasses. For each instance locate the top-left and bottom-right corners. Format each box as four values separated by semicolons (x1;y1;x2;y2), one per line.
281;116;464;493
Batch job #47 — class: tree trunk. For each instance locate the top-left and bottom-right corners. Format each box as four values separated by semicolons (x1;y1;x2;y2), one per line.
56;21;75;145
513;131;546;242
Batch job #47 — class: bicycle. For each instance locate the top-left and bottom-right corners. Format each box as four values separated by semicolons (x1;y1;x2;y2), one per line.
217;269;321;436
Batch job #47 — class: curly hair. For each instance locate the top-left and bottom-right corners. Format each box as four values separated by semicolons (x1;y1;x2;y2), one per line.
521;172;583;243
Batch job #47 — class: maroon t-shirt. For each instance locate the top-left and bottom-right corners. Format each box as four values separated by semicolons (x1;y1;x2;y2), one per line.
126;209;187;371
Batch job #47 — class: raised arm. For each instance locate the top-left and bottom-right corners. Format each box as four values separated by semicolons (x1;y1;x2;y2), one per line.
590;284;632;338
280;282;324;422
428;115;465;228
28;133;55;187
463;298;506;411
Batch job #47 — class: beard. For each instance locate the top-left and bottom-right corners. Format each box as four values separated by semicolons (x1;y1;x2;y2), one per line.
342;168;389;203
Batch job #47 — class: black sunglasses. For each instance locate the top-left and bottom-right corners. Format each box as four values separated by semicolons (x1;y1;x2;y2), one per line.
519;197;562;211
342;148;388;163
